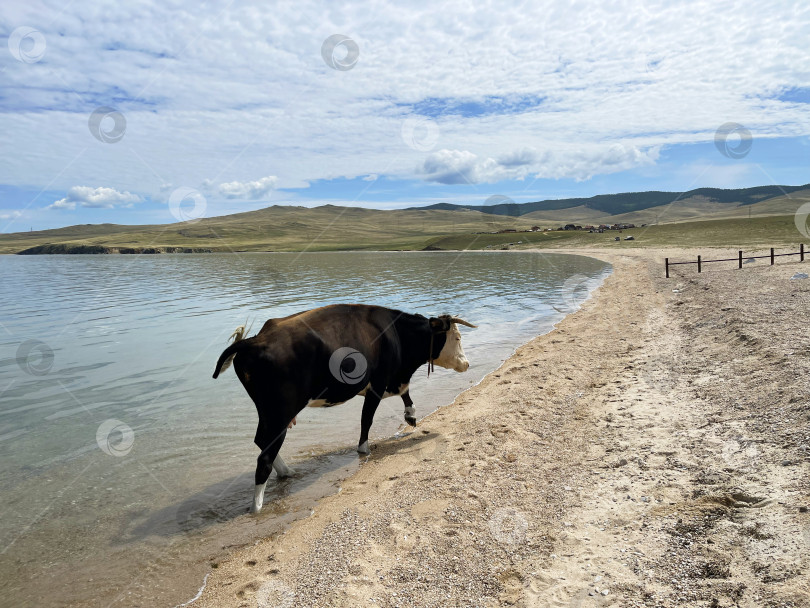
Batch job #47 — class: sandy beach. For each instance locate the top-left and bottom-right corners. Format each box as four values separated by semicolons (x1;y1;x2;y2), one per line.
193;247;810;608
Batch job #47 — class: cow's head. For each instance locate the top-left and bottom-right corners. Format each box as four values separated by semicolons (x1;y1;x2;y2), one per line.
429;315;476;372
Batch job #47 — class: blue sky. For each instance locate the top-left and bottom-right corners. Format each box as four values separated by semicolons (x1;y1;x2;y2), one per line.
1;0;810;231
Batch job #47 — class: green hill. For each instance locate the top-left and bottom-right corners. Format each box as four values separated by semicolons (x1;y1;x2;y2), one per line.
1;183;808;254
416;184;810;217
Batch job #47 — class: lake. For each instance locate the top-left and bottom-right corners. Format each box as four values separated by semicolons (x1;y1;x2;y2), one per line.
0;251;610;607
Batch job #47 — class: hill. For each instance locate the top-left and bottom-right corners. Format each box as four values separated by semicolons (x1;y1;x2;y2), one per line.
1;183;808;254
0;205;525;254
416;184;810;217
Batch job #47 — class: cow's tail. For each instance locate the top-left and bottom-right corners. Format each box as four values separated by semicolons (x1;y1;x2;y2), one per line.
212;324;252;379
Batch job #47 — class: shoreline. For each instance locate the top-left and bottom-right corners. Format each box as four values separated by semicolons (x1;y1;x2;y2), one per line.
189;246;809;607
1;249;611;608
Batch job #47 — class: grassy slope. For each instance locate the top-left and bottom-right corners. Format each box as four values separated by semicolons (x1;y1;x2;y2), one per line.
427;214;808;251
0;206;526;254
1;196;808;254
519;189;810;226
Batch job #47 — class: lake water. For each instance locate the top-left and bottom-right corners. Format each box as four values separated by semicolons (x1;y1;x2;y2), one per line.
0;251;610;607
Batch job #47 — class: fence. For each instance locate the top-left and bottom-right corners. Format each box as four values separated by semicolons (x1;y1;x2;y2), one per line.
665;244;806;278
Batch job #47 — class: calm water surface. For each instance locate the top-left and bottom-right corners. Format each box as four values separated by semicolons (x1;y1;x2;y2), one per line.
0;251;610;607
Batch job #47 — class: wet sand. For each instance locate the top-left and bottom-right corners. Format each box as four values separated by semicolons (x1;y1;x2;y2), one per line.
193;247;810;608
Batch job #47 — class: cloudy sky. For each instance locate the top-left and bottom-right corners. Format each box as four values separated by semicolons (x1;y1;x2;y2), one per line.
1;0;809;231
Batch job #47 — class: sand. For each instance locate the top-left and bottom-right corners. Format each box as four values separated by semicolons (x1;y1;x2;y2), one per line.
193;247;810;608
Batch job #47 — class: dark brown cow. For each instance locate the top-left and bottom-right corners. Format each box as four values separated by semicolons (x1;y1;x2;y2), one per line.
213;304;475;512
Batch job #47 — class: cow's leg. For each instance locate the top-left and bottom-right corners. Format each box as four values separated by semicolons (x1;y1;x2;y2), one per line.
358;388;383;455
272;454;293;478
252;424;287;513
402;390;417;427
272;416;297;478
255;417;296;479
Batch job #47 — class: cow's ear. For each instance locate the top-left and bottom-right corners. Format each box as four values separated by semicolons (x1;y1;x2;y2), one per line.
429;317;449;333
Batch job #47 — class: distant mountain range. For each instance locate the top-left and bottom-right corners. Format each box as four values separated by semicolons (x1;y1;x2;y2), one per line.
1;183;808;254
412;184;810;217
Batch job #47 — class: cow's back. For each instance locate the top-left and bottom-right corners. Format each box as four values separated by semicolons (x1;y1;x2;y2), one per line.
239;304;407;406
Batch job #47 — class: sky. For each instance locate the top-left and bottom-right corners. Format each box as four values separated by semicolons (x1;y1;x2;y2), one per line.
1;0;810;231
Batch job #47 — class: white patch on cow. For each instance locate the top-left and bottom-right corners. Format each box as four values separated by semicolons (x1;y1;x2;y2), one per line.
432;324;470;372
305;398;328;408
357;440;370;454
404;405;417;426
251;482;267;513
273;455;294;477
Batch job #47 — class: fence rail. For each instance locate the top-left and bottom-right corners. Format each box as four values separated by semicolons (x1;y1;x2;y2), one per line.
665;244;806;278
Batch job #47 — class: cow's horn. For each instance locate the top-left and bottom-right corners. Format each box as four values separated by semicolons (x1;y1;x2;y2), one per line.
449;317;477;328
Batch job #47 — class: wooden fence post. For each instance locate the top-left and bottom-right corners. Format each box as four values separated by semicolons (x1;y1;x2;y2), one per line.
697;255;702;273
738;250;742;269
665;258;669;278
771;248;775;265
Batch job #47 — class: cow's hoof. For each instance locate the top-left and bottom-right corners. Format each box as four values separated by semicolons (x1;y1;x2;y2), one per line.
273;455;295;478
251;482;266;514
404;415;417;427
404;406;416;426
357;440;370;455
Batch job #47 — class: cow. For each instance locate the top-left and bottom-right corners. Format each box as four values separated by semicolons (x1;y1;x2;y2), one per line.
212;304;476;513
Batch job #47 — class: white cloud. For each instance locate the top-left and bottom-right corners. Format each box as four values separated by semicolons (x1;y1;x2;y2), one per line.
420;149;504;185
47;186;142;210
48;199;76;210
1;0;809;211
217;176;278;200
0;210;23;220
420;144;657;184
498;148;539;168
